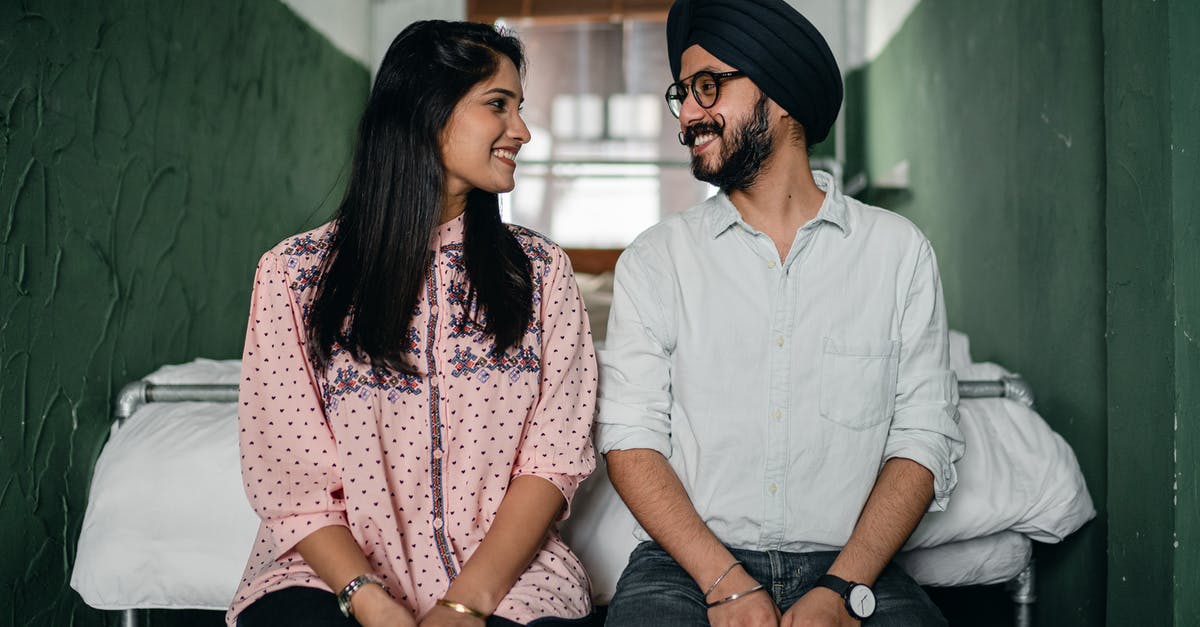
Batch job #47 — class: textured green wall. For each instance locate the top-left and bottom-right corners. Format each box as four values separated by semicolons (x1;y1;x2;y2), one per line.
1105;0;1200;624
846;1;1107;625
0;1;368;624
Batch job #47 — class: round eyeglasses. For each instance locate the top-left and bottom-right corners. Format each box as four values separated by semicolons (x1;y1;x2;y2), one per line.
664;70;747;118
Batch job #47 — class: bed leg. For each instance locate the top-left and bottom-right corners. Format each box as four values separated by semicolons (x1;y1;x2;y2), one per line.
121;609;139;627
1007;559;1036;627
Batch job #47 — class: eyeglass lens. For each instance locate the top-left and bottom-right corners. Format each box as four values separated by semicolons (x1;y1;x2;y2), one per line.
666;71;722;118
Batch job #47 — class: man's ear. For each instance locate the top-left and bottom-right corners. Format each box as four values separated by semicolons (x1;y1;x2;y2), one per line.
788;117;809;150
767;97;790;124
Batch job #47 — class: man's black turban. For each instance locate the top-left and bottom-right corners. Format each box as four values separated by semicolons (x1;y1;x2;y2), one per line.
666;0;843;145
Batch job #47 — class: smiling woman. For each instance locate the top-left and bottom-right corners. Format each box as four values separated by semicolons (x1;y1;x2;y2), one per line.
226;20;603;627
440;62;531;204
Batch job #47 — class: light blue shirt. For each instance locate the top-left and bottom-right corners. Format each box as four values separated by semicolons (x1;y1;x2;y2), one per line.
596;171;965;552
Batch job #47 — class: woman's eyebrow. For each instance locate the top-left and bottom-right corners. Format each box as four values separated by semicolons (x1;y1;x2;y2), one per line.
484;87;520;99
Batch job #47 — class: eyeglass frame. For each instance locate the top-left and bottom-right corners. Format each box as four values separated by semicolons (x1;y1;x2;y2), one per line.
664;70;747;118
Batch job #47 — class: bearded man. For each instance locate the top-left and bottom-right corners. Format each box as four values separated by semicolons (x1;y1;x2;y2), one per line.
596;1;965;625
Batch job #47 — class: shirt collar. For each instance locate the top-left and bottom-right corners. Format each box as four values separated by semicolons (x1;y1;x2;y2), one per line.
430;211;466;249
705;169;852;239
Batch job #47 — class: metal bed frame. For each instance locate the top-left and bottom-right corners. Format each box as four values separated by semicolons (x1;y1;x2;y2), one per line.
110;377;1038;627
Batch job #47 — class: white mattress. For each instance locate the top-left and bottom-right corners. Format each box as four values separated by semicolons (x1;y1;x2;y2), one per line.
71;360;253;611
895;531;1032;587
72;347;1090;610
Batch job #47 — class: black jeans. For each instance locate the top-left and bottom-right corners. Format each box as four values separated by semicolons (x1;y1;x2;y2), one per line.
237;586;604;627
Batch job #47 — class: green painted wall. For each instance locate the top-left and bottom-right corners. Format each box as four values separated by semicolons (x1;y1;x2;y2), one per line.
0;0;368;625
1105;0;1200;624
845;0;1107;625
1102;0;1172;621
1170;2;1200;623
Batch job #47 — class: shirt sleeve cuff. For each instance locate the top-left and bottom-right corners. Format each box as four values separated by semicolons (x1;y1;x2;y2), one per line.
509;471;585;521
595;421;671;458
264;511;351;558
884;431;963;512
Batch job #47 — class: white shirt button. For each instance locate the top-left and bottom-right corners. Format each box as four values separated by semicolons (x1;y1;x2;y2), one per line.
775;336;785;347
767;261;776;269
430;304;439;316
769;483;778;495
432;449;443;459
774;409;783;421
433;517;443;529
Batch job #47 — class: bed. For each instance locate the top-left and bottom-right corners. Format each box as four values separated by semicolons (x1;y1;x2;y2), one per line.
71;296;1093;627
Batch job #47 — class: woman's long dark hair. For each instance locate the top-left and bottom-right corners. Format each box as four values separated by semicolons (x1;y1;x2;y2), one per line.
308;21;534;373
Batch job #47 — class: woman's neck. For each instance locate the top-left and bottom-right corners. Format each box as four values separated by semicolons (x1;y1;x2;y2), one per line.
441;190;467;224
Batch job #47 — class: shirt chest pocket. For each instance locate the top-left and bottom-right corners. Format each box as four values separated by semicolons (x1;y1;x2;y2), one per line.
819;337;900;430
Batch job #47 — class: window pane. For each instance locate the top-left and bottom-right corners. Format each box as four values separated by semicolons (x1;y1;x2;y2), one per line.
501;19;712;248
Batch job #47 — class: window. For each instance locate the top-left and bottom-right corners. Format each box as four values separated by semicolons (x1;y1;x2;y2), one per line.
488;18;714;248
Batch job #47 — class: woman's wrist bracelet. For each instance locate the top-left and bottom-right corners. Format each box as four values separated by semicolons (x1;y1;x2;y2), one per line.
706;583;766;608
704;560;744;597
336;574;388;618
436;598;489;619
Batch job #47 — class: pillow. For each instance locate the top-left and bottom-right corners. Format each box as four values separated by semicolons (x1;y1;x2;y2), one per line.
905;361;1096;548
142;358;242;385
71;359;257;610
574;272;613;345
896;532;1032;587
948;330;972;372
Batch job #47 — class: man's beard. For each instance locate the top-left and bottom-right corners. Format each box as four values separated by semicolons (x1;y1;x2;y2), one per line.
686;95;774;192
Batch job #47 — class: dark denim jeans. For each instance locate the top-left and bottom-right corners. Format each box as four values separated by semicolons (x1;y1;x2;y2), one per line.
237;586;604;627
605;542;946;626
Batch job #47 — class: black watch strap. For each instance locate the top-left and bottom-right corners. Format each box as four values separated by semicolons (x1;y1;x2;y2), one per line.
815;573;874;619
815;573;852;596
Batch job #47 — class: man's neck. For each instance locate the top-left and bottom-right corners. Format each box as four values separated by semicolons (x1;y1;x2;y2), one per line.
727;145;826;261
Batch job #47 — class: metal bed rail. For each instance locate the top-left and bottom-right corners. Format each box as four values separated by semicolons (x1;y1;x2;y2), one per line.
111;376;1037;627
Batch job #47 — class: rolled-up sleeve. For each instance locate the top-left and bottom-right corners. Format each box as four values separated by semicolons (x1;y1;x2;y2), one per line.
511;248;598;519
238;251;349;558
884;241;966;511
595;245;675;458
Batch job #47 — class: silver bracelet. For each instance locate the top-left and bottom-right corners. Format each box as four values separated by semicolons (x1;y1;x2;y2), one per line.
336;574;387;618
707;583;766;608
704;560;744;597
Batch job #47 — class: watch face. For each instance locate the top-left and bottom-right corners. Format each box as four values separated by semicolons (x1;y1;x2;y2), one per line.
847;584;876;618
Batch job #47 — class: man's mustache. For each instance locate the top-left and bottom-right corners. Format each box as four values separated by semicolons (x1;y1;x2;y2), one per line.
678;116;726;146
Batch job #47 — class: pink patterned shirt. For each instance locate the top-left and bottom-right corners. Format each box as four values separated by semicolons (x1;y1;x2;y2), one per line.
227;215;597;625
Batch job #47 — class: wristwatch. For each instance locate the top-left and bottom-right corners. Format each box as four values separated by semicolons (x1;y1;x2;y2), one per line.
336;574;387;618
815;573;876;619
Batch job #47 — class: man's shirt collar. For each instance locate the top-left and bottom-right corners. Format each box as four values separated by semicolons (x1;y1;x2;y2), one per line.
704;169;852;239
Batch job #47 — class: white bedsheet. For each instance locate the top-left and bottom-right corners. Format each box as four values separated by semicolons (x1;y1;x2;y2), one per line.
72;345;1094;610
895;532;1032;588
72;360;252;611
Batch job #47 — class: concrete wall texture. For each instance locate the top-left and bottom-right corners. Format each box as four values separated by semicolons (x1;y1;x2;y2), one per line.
0;1;368;624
